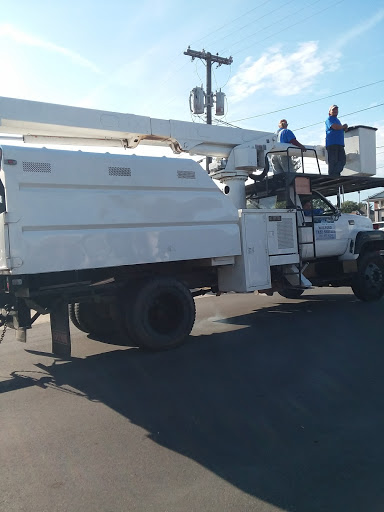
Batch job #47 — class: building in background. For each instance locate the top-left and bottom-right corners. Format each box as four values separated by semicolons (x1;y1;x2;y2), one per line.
364;190;384;228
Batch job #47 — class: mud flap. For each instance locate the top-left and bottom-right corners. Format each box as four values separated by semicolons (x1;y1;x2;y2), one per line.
50;302;71;357
15;328;27;343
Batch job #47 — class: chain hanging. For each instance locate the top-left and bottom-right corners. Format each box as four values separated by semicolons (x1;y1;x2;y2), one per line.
0;322;7;344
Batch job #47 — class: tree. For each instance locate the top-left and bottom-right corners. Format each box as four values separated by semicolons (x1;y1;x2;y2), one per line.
340;201;365;214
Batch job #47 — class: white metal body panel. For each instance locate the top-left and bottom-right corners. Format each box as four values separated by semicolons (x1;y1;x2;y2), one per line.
344;126;377;176
269;253;299;266
218;209;299;292
0;145;242;275
218;210;271;292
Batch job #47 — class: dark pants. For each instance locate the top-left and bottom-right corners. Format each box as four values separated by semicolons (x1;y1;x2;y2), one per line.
326;144;346;176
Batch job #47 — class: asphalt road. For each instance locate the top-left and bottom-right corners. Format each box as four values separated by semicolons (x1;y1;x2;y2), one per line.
1;287;384;512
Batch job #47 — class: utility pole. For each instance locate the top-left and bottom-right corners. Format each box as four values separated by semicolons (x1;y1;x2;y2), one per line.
184;47;232;125
184;48;232;172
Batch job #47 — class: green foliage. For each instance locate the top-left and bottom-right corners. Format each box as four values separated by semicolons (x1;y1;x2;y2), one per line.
340;201;365;214
311;198;327;210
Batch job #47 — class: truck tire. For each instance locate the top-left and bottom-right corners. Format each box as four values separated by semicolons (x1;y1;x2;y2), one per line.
69;303;86;332
125;277;196;351
109;299;135;346
351;252;384;302
278;288;304;299
74;302;112;337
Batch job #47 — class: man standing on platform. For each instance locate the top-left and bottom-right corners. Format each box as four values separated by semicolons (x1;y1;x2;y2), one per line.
272;119;307;174
325;105;348;176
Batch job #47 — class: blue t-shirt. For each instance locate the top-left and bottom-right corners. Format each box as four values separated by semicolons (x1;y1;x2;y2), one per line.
277;128;296;144
325;116;344;146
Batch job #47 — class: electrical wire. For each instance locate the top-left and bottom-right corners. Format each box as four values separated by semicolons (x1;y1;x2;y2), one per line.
220;0;321;54
219;65;233;89
214;118;242;129
143;58;189;110
189;0;273;47
215;101;384;135
212;67;219;90
195;60;205;86
228;79;384;123
294;103;384;132
214;0;298;48
135;1;274;111
137;0;316;109
230;0;345;57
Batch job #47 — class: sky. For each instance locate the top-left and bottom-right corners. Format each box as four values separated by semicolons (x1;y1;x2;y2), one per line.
0;0;384;201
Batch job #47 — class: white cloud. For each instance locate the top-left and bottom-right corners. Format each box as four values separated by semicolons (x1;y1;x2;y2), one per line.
227;42;339;102
335;8;384;50
0;23;101;73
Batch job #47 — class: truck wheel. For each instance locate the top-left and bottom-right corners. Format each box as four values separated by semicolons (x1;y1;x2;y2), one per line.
109;300;135;346
74;302;112;337
352;252;384;302
125;277;196;351
69;303;86;332
278;288;304;299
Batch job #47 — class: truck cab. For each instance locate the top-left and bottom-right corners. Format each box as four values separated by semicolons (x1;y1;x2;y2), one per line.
246;172;384;300
298;190;372;260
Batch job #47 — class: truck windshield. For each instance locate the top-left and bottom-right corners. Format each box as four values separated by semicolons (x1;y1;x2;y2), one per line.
301;191;336;216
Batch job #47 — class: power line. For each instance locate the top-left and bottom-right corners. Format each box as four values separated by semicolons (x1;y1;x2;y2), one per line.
214;118;242;129
147;3;271;108
229;79;384;123
190;0;273;47
220;0;322;55
294;103;384;132
230;0;345;57
217;65;233;90
215;0;298;48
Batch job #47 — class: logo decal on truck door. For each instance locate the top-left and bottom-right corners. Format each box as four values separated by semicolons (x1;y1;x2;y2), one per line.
314;218;336;240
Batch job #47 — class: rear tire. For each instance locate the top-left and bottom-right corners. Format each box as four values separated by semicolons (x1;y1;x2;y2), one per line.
124;277;196;351
278;288;304;299
351;252;384;301
109;298;135;346
69;303;85;332
73;302;113;338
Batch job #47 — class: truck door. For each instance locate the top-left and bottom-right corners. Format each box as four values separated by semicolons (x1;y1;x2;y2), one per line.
302;191;349;258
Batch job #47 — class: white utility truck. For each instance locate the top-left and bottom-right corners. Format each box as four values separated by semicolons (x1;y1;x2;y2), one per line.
0;97;383;356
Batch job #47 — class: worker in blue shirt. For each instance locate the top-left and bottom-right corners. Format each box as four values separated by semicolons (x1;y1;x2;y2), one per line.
272;119;306;173
325;105;348;176
277;119;307;150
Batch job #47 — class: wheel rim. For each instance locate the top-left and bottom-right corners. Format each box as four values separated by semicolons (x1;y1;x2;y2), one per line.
148;292;184;335
364;262;383;291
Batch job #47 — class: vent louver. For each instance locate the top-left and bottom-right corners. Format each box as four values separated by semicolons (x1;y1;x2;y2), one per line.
23;162;51;173
109;167;131;176
277;218;295;249
177;170;195;179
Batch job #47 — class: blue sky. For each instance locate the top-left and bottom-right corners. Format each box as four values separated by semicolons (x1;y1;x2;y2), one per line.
1;0;384;195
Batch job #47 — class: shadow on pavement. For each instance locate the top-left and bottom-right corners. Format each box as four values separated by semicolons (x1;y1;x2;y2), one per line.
4;293;384;512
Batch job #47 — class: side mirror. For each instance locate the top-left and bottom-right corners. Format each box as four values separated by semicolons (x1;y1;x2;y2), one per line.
334;207;341;220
